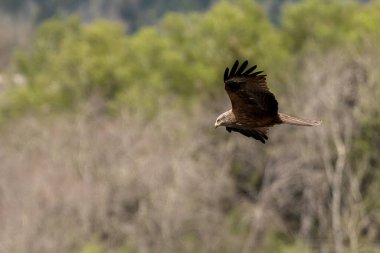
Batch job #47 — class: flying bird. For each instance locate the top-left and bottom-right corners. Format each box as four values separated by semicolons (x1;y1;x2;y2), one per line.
214;60;321;143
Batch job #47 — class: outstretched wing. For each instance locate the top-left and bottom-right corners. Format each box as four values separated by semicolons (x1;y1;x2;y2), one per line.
224;60;278;120
226;127;269;143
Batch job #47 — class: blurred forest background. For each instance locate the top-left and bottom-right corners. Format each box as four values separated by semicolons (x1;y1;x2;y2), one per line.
1;0;380;252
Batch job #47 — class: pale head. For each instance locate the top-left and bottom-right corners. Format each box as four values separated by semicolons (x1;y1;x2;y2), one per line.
214;110;234;128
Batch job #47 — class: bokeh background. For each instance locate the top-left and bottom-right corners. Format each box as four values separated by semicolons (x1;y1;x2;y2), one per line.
0;0;379;252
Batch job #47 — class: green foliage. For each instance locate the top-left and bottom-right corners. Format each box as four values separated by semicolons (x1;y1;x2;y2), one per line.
282;0;380;52
6;0;287;116
6;17;128;116
283;0;356;51
11;0;380;117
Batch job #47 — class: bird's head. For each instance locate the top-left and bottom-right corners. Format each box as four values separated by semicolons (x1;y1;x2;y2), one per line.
214;112;229;128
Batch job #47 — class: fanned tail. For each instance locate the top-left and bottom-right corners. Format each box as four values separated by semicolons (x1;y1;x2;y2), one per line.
279;113;321;126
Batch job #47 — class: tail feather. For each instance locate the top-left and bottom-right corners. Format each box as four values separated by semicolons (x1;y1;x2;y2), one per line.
279;113;321;126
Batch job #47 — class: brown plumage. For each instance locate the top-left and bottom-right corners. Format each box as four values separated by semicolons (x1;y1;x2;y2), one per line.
214;60;321;143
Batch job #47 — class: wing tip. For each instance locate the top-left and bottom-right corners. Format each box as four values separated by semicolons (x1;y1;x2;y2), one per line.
224;60;264;81
224;67;229;81
230;60;239;76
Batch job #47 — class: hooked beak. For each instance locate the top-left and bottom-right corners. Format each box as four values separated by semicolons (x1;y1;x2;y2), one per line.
214;121;220;128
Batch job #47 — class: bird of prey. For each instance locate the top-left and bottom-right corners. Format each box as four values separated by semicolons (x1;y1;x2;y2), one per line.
214;60;321;143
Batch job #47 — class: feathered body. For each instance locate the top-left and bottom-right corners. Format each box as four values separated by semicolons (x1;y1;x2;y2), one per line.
215;60;321;143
